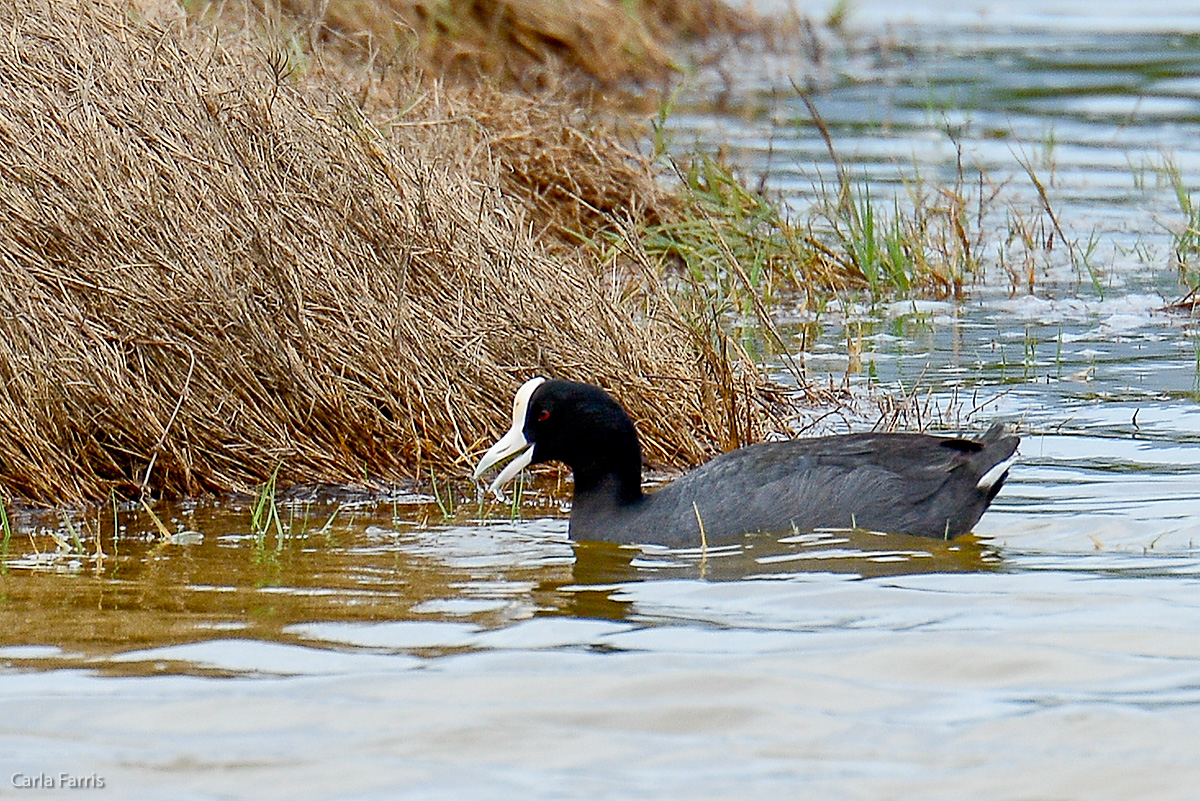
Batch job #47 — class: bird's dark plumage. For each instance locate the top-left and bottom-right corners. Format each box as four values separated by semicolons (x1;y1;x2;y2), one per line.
473;378;1019;547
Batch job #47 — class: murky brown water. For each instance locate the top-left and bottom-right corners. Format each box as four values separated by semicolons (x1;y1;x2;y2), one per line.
6;1;1200;798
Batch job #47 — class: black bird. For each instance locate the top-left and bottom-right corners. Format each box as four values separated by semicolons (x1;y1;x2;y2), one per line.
473;378;1019;547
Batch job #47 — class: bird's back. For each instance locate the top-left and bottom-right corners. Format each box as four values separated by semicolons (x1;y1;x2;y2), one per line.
571;426;1019;546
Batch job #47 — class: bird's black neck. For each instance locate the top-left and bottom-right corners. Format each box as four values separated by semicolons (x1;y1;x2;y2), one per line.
571;446;644;506
568;471;650;543
566;412;645;508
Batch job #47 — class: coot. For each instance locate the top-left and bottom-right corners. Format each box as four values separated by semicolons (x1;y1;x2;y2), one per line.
473;377;1019;546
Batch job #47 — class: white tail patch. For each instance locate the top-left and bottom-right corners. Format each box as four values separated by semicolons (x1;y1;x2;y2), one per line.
976;455;1016;490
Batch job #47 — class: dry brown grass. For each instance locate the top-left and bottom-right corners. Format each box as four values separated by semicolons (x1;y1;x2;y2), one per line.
205;0;755;90
0;0;792;505
173;1;705;251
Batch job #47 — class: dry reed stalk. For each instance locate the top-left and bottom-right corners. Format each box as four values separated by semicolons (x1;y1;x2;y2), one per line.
0;0;781;504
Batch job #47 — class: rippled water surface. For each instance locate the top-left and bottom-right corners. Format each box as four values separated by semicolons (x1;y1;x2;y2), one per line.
5;2;1200;799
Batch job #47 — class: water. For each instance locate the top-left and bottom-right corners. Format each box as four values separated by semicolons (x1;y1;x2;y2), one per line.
5;3;1200;799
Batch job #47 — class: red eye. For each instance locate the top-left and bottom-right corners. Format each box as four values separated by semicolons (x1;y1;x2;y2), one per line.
537;409;550;422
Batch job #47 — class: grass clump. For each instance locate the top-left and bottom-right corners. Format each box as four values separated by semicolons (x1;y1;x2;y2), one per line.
813;173;982;302
632;128;990;338
800;107;988;302
0;0;787;505
213;0;756;91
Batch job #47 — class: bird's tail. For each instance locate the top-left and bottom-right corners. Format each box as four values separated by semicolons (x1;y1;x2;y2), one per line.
975;424;1020;498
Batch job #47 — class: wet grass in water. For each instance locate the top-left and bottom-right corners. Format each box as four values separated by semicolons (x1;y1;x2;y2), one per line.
251;465;286;560
800;98;999;302
0;499;10;572
1166;156;1200;294
428;468;457;520
248;469;347;564
1014;147;1107;299
626;108;996;396
643;90;1101;320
